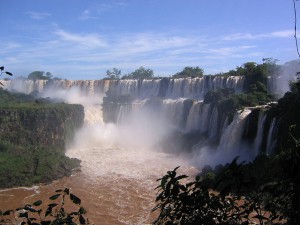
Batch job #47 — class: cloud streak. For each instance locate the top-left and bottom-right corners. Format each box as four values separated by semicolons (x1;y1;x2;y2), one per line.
26;11;52;20
222;30;295;41
79;10;97;20
54;29;108;48
0;28;296;79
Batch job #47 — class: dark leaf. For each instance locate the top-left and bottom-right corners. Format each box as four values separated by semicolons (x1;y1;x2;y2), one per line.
48;203;58;208
79;207;87;214
176;175;188;180
55;189;63;193
252;214;268;220
19;212;28;218
79;215;86;224
45;206;53;217
24;205;37;213
49;194;61;200
70;193;81;205
3;210;12;216
64;188;70;195
26;207;38;213
41;221;51;225
5;71;13;76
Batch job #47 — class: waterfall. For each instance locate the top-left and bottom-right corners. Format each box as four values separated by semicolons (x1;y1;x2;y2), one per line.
1;76;245;100
83;104;103;125
1;76;279;163
253;111;267;155
185;101;202;132
208;107;219;139
161;98;192;130
266;118;278;154
117;104;132;125
218;109;252;153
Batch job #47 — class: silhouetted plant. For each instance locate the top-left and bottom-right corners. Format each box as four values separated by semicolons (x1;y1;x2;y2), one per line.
152;166;243;225
152;154;295;225
0;188;90;225
0;66;13;86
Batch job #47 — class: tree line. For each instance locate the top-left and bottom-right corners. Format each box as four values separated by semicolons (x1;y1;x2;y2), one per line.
1;58;280;82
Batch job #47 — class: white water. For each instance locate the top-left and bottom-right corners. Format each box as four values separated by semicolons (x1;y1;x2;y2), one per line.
64;102;197;224
253;111;267;155
266;118;277;155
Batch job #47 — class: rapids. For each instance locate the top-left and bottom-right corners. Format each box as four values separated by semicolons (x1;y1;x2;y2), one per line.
0;103;198;225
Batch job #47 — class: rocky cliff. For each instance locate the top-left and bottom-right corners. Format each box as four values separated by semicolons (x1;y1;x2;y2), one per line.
0;104;84;148
0;101;84;188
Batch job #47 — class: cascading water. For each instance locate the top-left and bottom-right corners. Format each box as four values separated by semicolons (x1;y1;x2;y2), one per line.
208;107;219;139
1;76;245;100
218;109;253;159
266;118;278;155
0;76;281;224
253;111;267;155
0;86;197;224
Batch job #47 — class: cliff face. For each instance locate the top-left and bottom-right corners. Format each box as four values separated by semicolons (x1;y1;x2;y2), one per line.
0;103;84;188
0;104;84;148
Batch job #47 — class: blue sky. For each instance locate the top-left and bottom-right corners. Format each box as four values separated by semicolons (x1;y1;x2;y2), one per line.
0;0;298;79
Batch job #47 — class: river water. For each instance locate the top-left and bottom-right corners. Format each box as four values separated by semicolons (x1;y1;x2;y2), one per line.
0;104;198;224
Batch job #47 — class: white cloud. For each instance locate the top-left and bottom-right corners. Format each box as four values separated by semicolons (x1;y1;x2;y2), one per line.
79;9;97;20
222;30;294;41
1;28;295;79
203;45;256;56
54;29;108;48
26;11;51;20
270;30;294;38
116;33;196;54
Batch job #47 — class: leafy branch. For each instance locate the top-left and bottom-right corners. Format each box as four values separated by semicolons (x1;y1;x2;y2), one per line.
0;188;90;225
0;66;13;86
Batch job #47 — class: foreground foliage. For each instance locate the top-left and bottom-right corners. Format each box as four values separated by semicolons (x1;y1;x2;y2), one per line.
153;127;300;225
0;188;90;225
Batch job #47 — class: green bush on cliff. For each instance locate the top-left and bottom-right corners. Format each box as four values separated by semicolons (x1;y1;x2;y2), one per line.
204;82;272;123
0;88;84;188
0;141;80;188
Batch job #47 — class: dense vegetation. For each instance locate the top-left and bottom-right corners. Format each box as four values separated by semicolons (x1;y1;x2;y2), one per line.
0;141;80;188
172;66;204;78
0;88;83;188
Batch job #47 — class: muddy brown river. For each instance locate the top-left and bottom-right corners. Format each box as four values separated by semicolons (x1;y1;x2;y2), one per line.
0;120;198;224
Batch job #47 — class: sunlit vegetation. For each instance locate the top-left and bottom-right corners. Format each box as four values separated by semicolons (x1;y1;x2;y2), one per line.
0;89;83;188
121;66;154;79
172;66;204;78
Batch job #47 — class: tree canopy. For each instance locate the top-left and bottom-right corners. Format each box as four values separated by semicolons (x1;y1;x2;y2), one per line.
122;66;154;79
28;71;53;81
106;68;121;79
172;66;204;78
